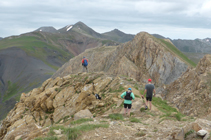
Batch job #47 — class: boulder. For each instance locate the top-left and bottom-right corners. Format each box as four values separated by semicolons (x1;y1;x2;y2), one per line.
74;109;93;120
197;130;208;137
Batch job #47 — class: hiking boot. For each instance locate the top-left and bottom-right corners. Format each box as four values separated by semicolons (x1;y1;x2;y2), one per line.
145;106;148;110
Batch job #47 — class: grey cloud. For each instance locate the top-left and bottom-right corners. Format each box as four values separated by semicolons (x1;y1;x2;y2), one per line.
0;0;210;39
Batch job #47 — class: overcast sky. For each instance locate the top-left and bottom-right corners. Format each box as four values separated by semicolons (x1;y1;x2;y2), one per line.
0;0;211;39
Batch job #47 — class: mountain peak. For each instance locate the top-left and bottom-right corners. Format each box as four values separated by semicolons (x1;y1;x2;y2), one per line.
102;29;135;43
35;26;58;33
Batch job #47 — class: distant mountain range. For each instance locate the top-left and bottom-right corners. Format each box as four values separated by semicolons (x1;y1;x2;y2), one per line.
0;37;3;40
152;34;211;63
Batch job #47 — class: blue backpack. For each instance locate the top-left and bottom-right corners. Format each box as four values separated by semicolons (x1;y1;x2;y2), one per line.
83;59;88;66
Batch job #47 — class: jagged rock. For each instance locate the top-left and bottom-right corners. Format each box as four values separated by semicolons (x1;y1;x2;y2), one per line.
197;130;208;136
74;109;93;120
94;77;112;94
165;55;211;117
52;32;188;85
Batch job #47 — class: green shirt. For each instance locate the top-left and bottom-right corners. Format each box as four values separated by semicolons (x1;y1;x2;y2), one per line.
121;91;135;104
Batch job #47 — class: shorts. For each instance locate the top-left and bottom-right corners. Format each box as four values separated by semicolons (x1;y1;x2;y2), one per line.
146;96;152;101
124;103;132;109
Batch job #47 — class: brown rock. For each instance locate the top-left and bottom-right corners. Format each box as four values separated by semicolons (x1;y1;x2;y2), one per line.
192;123;202;132
74;109;93;120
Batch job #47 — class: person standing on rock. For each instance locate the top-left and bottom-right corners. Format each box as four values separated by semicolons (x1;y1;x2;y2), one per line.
82;56;88;72
121;88;135;117
142;79;156;110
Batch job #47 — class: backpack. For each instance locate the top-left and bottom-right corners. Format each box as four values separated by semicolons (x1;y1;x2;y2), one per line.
83;59;88;66
95;94;101;100
124;91;132;100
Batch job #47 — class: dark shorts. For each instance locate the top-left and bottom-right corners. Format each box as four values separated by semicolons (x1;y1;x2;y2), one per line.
146;96;152;101
124;103;132;109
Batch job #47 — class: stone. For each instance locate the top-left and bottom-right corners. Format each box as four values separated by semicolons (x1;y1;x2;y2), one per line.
197;130;208;136
53;129;62;135
98;102;105;107
74;109;93;120
192;123;202;132
14;135;22;140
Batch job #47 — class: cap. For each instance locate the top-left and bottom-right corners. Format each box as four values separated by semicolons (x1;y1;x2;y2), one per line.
148;79;152;82
128;88;132;91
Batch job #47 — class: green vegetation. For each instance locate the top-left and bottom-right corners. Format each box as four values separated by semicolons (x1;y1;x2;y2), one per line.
130;117;141;123
70;118;93;125
48;124;109;140
185;129;195;138
3;81;19;102
0;34;73;70
109;113;124;120
158;39;196;67
135;94;141;98
135;131;146;137
55;88;62;92
101;40;115;45
153;97;185;121
113;85;125;92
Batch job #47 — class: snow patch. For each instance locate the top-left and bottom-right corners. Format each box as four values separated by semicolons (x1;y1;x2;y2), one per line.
40;29;42;32
66;25;73;31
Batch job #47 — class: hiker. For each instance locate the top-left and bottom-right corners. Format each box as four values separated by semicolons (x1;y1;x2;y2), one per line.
82;56;88;72
121;88;135;117
142;79;156;110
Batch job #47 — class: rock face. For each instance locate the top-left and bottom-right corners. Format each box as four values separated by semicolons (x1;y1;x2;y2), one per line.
0;72;142;140
165;55;211;117
53;32;188;85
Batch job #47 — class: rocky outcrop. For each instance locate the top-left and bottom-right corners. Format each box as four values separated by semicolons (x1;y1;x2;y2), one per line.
165;54;211;117
53;32;188;85
0;72;143;140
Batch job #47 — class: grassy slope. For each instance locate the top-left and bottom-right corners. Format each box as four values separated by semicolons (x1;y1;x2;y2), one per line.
0;33;74;104
158;38;197;67
0;34;72;70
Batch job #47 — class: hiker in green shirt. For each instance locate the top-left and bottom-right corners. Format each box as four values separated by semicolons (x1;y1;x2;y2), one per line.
121;88;135;117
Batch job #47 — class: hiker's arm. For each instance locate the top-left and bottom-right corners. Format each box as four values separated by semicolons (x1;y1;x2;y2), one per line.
142;89;147;98
153;89;156;97
120;92;126;99
132;93;135;100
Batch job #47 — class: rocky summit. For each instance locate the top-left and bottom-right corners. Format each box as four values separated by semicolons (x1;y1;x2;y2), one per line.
53;32;188;85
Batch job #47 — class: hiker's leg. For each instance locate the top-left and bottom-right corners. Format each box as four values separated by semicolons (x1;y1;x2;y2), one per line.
149;101;152;110
128;104;131;116
86;66;88;73
124;104;127;116
128;109;131;116
82;66;85;72
146;100;148;107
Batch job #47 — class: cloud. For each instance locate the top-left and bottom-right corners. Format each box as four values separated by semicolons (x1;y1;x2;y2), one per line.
0;0;210;39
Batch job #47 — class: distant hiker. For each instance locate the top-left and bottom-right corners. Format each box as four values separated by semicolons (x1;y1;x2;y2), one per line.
82;56;88;72
121;88;135;117
95;94;101;100
142;79;156;110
